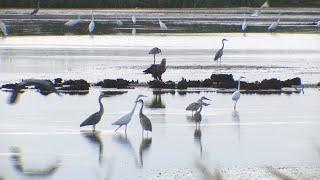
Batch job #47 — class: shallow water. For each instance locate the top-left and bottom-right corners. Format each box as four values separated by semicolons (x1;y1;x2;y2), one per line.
0;87;319;179
0;33;320;84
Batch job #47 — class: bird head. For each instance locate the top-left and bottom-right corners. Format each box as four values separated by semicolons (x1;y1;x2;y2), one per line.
135;94;147;101
200;96;211;101
99;93;110;99
135;99;144;103
222;38;228;42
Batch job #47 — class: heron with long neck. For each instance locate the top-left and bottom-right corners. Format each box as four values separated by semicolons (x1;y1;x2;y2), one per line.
136;99;152;137
149;47;162;64
80;94;110;131
186;96;211;116
214;38;228;65
112;94;147;134
231;76;245;110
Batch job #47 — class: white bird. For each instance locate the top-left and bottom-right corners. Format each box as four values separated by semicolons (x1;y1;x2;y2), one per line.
261;0;270;8
232;76;245;110
65;15;82;27
116;19;123;27
242;17;248;31
132;15;136;24
88;11;95;33
316;21;320;29
0;20;8;36
159;19;168;30
112;94;147;134
268;15;281;31
251;8;262;17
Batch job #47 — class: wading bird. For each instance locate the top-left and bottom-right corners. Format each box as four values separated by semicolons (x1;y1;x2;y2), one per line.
316;21;320;29
232;76;245;110
137;99;152;137
148;47;162;64
132;15;136;24
242;17;248;31
112;95;147;134
186;96;211;116
214;38;228;64
64;15;82;27
80;94;110;131
192;101;209;128
251;8;262;17
143;58;166;81
116;19;123;27
30;0;40;15
88;11;95;33
268;15;281;31
0;20;8;36
159;19;168;30
8;79;60;105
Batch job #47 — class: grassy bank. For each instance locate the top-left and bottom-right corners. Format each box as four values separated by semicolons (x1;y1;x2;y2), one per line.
1;0;320;8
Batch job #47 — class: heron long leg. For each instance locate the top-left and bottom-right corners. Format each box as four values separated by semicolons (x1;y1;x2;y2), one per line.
125;125;127;134
93;125;96;132
114;125;122;132
153;54;156;64
234;102;237;110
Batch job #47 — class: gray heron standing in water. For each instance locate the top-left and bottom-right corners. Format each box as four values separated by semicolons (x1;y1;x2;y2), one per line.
268;14;281;31
30;0;40;15
186;96;211;116
80;94;110;131
143;58;166;81
136;99;152;137
214;38;228;65
148;47;162;64
112;94;147;134
8;79;60;105
232;76;245;110
192;100;209;128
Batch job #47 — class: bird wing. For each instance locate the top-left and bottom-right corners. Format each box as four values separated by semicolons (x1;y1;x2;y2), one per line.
231;91;241;101
140;114;152;131
214;49;223;61
80;112;101;127
112;112;131;125
143;64;158;74
186;102;200;111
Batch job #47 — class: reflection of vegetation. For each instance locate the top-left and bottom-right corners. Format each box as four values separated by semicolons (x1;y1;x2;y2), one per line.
9;147;60;177
1;0;319;8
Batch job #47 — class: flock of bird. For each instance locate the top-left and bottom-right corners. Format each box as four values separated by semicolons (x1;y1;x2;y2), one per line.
1;0;320;37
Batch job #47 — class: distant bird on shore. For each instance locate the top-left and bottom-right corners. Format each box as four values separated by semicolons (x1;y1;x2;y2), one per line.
30;1;40;15
116;19;123;27
186;96;211;116
159;19;168;30
242;17;248;31
88;11;95;33
149;47;162;64
143;58;166;81
65;15;82;27
232;76;245;110
112;95;147;134
137;99;152;137
132;15;136;24
316;21;320;29
0;20;8;37
268;14;281;31
8;79;60;105
214;38;228;64
80;94;110;131
251;0;269;17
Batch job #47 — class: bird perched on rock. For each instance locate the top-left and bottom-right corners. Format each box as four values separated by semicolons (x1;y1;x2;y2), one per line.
143;58;166;81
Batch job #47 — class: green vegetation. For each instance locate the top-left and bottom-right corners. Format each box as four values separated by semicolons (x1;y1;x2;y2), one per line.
1;0;320;8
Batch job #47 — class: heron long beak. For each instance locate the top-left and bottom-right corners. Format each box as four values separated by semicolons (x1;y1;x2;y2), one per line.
202;103;210;106
203;97;211;101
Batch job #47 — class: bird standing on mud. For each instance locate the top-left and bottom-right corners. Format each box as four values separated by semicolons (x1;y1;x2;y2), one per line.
137;99;152;137
143;58;166;81
214;38;228;65
186;96;211;116
0;20;8;37
88;11;95;33
8;79;60;105
112;95;147;134
80;94;110;131
30;0;40;15
242;17;248;32
148;47;162;64
232;76;245;110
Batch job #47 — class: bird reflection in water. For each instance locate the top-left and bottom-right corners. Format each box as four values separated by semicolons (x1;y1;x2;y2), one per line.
139;137;152;168
112;134;139;167
148;91;166;109
9;147;60;177
194;128;203;158
232;110;241;141
81;130;103;165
